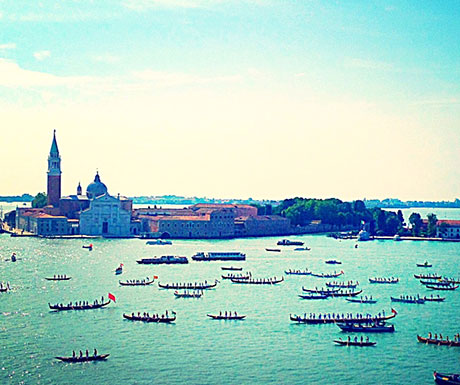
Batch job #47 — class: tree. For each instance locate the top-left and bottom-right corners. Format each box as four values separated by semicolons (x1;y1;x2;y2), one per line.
409;212;422;236
426;213;438;237
32;192;47;208
397;210;405;226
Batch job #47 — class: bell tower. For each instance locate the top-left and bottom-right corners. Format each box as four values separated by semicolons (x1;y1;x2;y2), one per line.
47;130;62;207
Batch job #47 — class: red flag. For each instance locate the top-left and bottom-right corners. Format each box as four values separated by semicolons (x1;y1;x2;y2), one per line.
108;293;116;302
391;308;397;315
153;275;158;279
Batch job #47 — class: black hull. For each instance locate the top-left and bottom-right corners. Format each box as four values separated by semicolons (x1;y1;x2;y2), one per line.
49;301;110;311
207;314;246;320
123;314;176;323
56;354;109;362
290;312;397;324
334;340;376;346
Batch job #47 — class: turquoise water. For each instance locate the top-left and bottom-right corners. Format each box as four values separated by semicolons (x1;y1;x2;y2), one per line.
1;233;459;384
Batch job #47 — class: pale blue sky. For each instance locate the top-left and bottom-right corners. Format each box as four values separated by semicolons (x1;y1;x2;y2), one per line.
0;1;459;200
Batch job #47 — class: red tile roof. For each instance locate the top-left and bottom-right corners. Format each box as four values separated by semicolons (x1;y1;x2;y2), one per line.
437;220;460;226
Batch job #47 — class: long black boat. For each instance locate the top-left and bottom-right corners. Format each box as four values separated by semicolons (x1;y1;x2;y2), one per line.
158;280;218;290
230;277;284;285
418;335;460;347
298;293;329;300
426;284;459;291
45;276;71;281
123;312;176;323
285;269;311;276
391;296;425;304
334;339;376;347
369;277;399;284
337;322;394;333
55;354;109;362
326;281;359;289
290;310;397;324
207;313;246;320
49;300;111;311
420;280;452;286
414;273;442;279
221;273;251;280
221;266;243;271
119;278;155;286
423;295;445;302
433;371;460;385
302;287;341;294
310;271;344;278
345;297;377;304
328;289;363;298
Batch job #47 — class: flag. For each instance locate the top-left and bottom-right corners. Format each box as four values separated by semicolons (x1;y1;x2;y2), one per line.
391;308;397;315
153;275;158;279
108;293;116;302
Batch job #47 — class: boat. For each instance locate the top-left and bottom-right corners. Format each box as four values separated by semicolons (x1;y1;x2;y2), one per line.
423;295;445;302
391;296;425;304
417;335;460;347
345;297;377;304
221;266;242;271
414;273;442;279
123;312;176;323
173;290;203;298
294;247;310;251
369;277;399;284
55;354;109;363
298;293;329;300
433;371;460;384
136;256;188;264
326;281;359;289
49;300;111;311
443;278;460;284
207;313;246;320
266;248;281;252
325;260;342;265
230;277;284;285
119;278;155;286
302;287;341;294
0;286;9;293
337;322;394;333
82;244;93;251
45;276;71;281
221;273;251;280
191;252;246;261
420;280;452;286
426;284;459;291
416;261;432;268
310;270;344;278
158;280;218;290
115;263;123;275
285;269;311;276
277;239;304;246
290;309;397;324
328;289;363;298
334;339;376;347
146;239;172;245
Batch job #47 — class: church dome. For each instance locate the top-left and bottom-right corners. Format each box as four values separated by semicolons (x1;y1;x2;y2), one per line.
86;172;108;199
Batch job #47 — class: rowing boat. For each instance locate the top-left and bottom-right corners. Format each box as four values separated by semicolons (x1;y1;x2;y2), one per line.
337;322;394;333
119;278;155;286
423;296;445;302
414;274;441;279
158;280;218;290
230;277;284;285
334;339;376;346
391;296;425;304
45;276;71;281
55;354;109;362
285;269;311;276
326;281;359;289
298;293;329;300
310;270;344;278
433;371;460;384
345;297;377;304
369;277;399;284
290;310;397;324
174;290;203;298
123;313;176;323
426;284;458;291
221;266;243;271
418;335;460;347
302;287;340;294
207;314;246;320
49;301;110;311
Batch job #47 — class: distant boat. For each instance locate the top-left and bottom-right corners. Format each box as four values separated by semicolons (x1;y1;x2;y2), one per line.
426;284;458;291
391;296;425;304
266;248;281;252
146;239;172;245
221;266;242;271
298;293;329;300
369;277;399;284
82;244;93;251
310;270;344;278
277;239;304;246
334;339;376;347
294;247;310;251
337;322;394;333
174;290;203;298
136;256;188;265
418;335;460;347
285;269;311;276
192;252;245;261
433;371;460;385
345;297;377;304
207;313;246;320
123;312;176;323
423;295;445;302
45;276;71;281
55;353;109;363
115;264;123;275
416;261;432;268
325;260;341;265
119;277;155;286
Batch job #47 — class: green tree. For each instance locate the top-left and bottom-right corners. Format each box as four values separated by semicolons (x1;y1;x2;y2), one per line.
409;212;422;236
32;192;47;208
426;213;438;237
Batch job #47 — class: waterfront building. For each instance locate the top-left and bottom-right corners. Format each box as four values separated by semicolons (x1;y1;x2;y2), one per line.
436;220;460;239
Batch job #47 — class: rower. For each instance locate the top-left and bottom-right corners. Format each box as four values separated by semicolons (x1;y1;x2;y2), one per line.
94;348;97;356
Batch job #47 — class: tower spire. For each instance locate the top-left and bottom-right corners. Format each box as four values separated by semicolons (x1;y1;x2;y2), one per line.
47;130;62;207
50;129;59;156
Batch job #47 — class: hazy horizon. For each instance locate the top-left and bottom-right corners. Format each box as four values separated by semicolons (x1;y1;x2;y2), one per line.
1;1;459;201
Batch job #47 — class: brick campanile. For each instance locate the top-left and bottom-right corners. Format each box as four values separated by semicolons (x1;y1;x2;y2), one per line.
47;130;62;207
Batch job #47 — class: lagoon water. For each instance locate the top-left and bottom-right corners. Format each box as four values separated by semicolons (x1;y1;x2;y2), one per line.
1;233;459;385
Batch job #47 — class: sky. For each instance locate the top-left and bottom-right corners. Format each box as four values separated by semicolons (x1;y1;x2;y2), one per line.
0;0;459;201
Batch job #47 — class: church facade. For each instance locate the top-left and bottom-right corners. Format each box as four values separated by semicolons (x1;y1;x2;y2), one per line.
15;131;139;237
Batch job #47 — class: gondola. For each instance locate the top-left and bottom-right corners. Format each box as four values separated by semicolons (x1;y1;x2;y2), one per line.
221;273;251;280
119;278;155;286
433;371;460;384
221;267;243;271
417;335;460;347
230;277;284;285
174;291;203;298
391;296;425;304
416;262;432;268
325;260;341;265
423;296;445;302
123;313;176;323
55;354;109;362
337;322;394;333
48;301;110;311
302;287;341;294
326;281;359;289
334;339;376;347
266;248;281;252
369;277;399;284
345;297;377;304
420;280;452;286
290;310;397;324
414;273;441;279
207;314;246;320
158;280;218;290
45;276;71;281
426;284;458;291
328;289;363;298
298;293;329;300
285;269;311;276
310;270;344;278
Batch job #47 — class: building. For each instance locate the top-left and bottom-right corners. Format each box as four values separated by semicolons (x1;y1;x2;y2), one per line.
47;130;61;207
436;220;460;239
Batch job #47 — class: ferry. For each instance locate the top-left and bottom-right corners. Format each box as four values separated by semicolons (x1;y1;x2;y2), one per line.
136;256;188;264
192;252;246;261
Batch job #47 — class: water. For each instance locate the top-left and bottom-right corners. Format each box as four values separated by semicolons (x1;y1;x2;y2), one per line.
1;233;459;384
